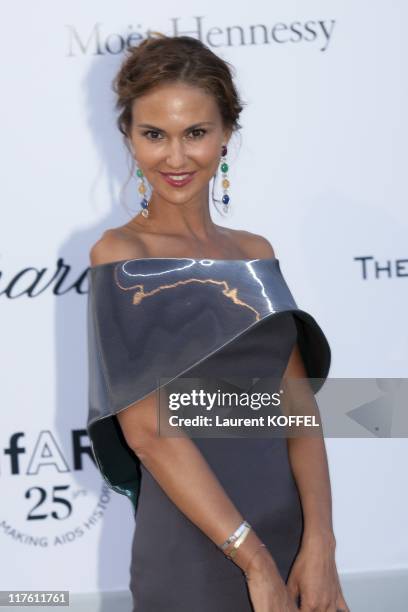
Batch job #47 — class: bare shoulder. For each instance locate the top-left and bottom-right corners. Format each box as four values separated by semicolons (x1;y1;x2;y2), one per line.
228;228;276;259
89;228;148;268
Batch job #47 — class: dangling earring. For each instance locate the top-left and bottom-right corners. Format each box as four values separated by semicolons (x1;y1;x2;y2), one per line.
136;166;150;217
220;144;230;213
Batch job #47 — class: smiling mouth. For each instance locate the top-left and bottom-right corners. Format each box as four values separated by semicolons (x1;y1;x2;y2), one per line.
159;172;196;186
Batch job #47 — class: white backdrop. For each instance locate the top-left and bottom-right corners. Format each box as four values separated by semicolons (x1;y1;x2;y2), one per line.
1;0;407;599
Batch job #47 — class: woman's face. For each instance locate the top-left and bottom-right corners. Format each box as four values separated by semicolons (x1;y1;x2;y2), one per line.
128;82;231;205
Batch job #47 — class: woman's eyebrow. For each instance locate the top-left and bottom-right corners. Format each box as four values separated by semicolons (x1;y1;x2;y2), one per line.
135;121;215;131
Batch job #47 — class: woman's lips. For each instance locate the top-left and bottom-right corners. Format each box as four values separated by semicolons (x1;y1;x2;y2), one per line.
159;172;196;187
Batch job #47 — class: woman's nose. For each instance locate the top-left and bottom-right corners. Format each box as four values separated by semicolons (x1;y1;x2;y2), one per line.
165;140;188;168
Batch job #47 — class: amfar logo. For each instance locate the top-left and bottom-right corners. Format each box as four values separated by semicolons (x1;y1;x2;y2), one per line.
65;16;336;56
0;430;111;547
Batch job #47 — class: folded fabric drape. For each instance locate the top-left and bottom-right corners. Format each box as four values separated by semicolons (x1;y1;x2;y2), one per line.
86;257;331;515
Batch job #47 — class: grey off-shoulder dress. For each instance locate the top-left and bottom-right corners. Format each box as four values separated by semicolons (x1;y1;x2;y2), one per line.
86;257;331;612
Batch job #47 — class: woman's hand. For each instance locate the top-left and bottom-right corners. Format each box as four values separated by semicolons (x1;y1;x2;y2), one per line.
286;533;350;611
245;547;299;612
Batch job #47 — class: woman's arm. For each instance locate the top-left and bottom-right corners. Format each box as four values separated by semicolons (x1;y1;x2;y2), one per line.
282;343;336;547
116;391;266;568
282;345;350;610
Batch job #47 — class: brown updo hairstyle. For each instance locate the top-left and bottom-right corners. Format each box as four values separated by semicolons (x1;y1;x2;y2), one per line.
112;32;245;215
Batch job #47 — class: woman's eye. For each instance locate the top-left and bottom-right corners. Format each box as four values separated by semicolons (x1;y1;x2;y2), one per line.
143;130;163;140
189;129;206;138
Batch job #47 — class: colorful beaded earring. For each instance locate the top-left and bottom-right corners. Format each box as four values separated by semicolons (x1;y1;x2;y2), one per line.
136;166;149;217
220;144;230;213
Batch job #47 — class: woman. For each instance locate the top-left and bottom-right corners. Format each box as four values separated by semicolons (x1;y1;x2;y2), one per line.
87;34;349;611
